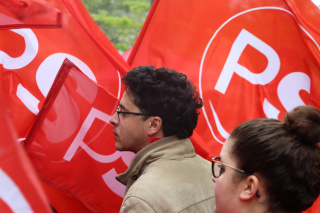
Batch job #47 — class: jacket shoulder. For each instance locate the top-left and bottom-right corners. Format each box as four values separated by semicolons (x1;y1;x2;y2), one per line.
123;155;215;212
120;196;156;213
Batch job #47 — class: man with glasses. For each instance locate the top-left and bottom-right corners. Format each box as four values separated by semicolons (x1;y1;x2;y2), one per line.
109;65;215;212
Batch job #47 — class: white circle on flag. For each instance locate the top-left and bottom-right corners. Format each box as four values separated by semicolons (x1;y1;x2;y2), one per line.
198;6;319;144
36;53;97;98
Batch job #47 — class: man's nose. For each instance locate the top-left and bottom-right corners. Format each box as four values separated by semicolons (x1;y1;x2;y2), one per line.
109;113;118;126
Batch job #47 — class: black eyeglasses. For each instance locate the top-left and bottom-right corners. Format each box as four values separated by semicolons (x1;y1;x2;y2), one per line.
212;157;252;178
116;107;152;121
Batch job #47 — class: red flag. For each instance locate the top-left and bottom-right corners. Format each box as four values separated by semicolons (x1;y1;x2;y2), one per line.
128;0;320;211
0;100;51;212
0;0;131;211
129;0;320;154
0;0;62;29
0;0;129;140
25;58;132;213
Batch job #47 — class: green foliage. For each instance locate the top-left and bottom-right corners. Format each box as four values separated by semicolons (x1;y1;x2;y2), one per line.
82;0;151;53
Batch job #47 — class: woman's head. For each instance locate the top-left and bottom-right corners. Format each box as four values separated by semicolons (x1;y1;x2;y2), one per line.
222;105;320;212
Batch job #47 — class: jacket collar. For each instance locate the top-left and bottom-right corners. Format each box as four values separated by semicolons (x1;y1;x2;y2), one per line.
116;135;195;185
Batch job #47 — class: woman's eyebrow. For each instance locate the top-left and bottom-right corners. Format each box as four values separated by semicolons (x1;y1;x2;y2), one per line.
219;156;224;163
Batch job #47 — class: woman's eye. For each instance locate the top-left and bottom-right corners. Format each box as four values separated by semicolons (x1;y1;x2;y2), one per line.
219;165;225;173
221;167;225;173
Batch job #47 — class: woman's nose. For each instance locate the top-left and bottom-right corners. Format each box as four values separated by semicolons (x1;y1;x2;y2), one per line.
212;176;216;183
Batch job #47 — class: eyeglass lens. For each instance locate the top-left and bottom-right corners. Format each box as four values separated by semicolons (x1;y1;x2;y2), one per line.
213;161;222;178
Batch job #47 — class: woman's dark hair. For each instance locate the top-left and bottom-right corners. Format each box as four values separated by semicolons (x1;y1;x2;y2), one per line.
122;65;203;139
229;105;320;212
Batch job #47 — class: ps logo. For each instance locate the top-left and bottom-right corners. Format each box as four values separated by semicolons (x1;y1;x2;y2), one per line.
199;7;318;144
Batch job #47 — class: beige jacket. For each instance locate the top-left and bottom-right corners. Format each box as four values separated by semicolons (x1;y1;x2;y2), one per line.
116;136;215;213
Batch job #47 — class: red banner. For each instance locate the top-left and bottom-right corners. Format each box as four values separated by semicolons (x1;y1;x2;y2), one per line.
25;58;132;212
128;0;320;211
0;0;131;211
0;100;51;213
0;0;62;29
0;0;129;140
129;0;320;155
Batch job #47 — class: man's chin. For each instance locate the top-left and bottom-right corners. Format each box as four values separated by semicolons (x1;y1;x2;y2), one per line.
115;142;124;151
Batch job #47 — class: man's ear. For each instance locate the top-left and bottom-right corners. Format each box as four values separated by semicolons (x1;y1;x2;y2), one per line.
239;175;259;200
147;116;162;136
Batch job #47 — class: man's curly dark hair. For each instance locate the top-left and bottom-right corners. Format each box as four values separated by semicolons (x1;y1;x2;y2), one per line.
122;65;203;139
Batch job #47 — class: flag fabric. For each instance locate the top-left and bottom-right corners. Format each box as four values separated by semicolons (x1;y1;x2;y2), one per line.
25;58;133;213
0;99;52;213
128;0;320;211
0;0;62;29
0;0;129;141
129;0;320;156
0;0;131;211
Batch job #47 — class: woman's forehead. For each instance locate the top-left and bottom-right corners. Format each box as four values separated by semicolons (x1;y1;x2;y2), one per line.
220;138;234;163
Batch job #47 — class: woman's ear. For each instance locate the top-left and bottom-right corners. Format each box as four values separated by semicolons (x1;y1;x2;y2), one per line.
239;175;259;200
147;116;162;136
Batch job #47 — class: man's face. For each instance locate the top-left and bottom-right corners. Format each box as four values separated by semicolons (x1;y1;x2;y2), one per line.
109;90;150;153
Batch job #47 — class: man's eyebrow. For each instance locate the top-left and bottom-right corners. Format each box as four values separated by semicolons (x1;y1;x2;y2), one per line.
119;103;128;111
